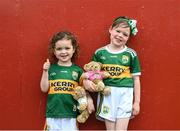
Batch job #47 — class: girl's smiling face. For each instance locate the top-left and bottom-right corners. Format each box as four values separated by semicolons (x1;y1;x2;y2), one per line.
109;23;130;48
54;39;75;65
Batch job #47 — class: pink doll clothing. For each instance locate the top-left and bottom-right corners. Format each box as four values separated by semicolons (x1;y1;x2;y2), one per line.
86;71;104;81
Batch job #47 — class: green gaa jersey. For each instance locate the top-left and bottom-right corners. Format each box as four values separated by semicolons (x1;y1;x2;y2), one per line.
46;63;83;118
92;45;141;88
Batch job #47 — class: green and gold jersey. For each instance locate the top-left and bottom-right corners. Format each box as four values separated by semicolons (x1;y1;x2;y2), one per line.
92;45;141;88
46;63;83;118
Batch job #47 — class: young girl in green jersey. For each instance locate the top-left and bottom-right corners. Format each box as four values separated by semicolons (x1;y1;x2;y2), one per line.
40;31;94;130
84;16;141;130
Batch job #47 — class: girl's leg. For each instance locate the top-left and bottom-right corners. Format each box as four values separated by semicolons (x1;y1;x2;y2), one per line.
105;119;116;130
115;118;130;131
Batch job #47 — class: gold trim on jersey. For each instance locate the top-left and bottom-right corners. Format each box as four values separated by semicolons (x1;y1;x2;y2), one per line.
48;79;78;94
102;64;132;78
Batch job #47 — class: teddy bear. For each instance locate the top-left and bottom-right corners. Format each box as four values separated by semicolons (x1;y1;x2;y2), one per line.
72;86;89;123
82;61;111;95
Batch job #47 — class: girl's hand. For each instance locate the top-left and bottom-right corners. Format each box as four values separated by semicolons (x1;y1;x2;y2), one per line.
132;102;140;116
83;80;97;92
43;59;50;71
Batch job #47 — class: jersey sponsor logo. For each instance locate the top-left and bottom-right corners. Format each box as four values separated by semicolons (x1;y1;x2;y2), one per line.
72;71;78;80
49;79;78;94
121;55;129;64
102;64;132;78
50;72;56;76
60;70;68;73
110;55;117;58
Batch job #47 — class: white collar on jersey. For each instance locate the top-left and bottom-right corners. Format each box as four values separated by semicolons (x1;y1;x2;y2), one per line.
105;45;127;54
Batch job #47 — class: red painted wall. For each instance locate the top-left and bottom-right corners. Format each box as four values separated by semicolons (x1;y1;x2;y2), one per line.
0;0;180;130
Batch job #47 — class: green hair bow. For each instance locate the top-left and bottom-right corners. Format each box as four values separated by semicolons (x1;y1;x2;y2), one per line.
114;17;138;36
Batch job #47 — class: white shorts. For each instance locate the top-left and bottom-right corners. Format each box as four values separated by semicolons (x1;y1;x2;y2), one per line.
45;118;78;131
96;86;133;122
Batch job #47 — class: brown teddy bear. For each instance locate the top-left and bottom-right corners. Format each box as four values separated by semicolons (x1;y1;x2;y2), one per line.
72;86;89;123
82;61;111;95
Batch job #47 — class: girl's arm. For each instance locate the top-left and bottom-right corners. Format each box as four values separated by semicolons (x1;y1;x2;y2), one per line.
40;70;49;92
132;75;141;116
40;59;50;93
83;79;97;92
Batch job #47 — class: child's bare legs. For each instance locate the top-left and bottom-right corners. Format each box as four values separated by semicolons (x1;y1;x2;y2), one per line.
105;118;130;130
105;119;115;130
116;118;130;131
